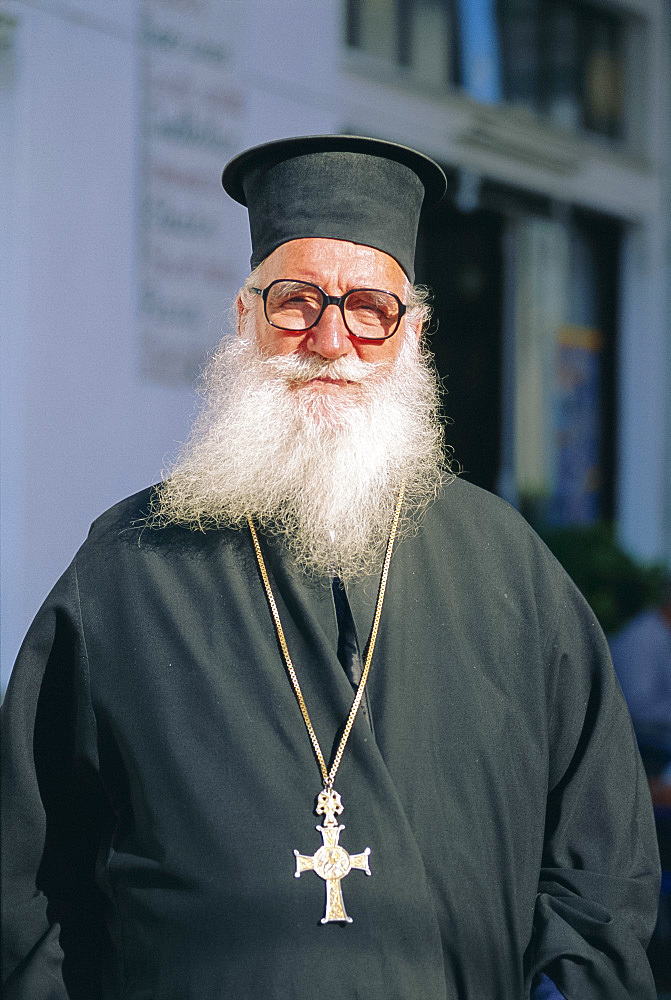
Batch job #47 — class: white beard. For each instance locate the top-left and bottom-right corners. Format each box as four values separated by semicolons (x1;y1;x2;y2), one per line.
152;322;448;580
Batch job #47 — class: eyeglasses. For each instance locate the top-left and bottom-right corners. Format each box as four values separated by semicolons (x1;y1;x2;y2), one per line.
250;279;407;341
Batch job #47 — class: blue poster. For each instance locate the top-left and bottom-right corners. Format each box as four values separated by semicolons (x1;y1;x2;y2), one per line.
553;326;603;524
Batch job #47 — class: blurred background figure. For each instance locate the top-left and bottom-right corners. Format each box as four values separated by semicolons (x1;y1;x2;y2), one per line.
610;574;671;786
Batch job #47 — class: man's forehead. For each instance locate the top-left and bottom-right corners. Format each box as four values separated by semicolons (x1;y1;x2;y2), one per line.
259;237;407;289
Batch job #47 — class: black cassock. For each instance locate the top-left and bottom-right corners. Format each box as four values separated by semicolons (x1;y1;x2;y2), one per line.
1;479;660;999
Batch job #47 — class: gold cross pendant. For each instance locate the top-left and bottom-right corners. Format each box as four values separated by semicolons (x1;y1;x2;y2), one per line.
293;789;371;924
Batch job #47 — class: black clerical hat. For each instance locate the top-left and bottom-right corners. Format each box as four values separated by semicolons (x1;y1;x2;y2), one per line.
222;135;446;280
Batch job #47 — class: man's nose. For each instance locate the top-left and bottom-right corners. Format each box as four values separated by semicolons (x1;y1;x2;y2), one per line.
305;303;350;359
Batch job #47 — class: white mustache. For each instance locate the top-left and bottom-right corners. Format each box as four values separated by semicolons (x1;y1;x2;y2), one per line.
260;350;382;385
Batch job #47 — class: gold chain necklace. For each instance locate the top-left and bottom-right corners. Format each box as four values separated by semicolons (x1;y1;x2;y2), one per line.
247;484;404;924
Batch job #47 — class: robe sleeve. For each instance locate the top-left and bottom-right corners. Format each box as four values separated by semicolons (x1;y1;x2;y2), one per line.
1;563;106;1000
527;563;661;1000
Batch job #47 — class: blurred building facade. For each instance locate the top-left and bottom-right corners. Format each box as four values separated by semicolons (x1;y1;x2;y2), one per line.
1;0;670;687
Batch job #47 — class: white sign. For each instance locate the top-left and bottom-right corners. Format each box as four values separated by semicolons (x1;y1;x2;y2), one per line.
139;0;247;384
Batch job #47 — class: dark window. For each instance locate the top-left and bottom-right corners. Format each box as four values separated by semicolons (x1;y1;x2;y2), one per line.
346;0;459;90
498;0;627;139
347;0;630;141
415;176;620;522
416;196;505;496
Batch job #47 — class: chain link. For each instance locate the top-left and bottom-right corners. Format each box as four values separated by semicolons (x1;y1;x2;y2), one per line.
247;484;405;790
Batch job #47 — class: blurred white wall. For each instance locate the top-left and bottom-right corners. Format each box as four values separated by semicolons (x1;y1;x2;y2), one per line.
1;3;190;691
0;2;218;689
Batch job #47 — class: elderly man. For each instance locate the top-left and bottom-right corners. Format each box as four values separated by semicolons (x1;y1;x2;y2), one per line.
1;136;660;1000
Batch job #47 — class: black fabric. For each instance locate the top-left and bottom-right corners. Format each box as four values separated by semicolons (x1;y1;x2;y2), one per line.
1;478;660;999
331;576;372;733
332;577;363;687
221;135;447;280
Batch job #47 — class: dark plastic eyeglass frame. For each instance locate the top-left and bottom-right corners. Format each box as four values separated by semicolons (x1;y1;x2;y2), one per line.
250;279;407;341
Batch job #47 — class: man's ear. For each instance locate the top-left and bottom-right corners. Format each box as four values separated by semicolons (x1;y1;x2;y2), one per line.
236;294;246;337
407;315;422;345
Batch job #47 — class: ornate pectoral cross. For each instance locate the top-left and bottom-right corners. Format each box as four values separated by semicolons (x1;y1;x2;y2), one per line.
293;788;371;924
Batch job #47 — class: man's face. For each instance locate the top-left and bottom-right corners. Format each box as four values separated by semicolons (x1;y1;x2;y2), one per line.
156;236;444;576
238;238;419;391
